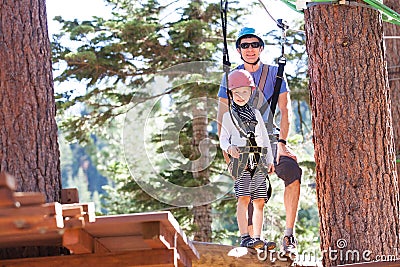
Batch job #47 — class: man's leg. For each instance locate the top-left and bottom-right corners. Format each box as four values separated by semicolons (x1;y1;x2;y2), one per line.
275;156;302;255
247;202;254;236
284;179;300;230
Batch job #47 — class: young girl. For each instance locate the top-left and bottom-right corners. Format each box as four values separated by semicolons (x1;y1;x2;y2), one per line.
219;69;274;249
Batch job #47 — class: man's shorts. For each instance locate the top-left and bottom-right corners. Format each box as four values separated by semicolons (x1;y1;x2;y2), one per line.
274;156;302;186
234;169;269;201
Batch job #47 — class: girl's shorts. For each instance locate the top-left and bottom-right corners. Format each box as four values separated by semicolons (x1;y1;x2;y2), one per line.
234;169;269;201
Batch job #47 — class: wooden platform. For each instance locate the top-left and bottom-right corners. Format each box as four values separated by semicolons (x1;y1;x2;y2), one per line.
192;241;295;267
0;172;199;266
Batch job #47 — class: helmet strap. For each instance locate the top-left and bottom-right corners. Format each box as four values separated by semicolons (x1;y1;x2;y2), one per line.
240;55;260;66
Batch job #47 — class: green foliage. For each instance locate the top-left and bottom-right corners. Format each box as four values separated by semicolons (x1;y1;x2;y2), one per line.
53;0;317;251
266;19;309;104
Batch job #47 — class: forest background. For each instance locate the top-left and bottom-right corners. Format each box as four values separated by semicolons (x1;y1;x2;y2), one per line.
48;0;327;254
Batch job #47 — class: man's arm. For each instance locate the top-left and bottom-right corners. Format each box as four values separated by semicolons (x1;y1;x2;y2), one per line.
217;97;231;164
277;92;297;162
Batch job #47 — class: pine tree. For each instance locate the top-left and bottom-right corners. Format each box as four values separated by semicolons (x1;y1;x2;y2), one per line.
0;0;62;259
383;0;400;175
305;4;399;266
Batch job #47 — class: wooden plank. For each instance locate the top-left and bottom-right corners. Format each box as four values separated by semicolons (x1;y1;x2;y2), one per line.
141;221;172;249
61;188;79;204
93;237;110;253
0;187;15;207
85;212;184;237
83;212;199;260
0;214;52;225
0;215;64;239
79;212;198;259
162;213;200;260
13;192;45;206
0;249;179;267
62;202;95;223
84;215;143;237
63;217;85;229
0;231;62;248
0;172;16;191
95;235;150;251
192;241;294;267
0;202;63;218
63;228;94;254
81;202;96;222
62;206;83;218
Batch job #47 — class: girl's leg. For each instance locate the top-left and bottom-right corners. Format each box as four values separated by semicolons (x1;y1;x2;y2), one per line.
237;196;251;235
251;198;265;237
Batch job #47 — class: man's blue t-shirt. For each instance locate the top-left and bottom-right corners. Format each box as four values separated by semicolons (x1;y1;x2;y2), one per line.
218;63;289;100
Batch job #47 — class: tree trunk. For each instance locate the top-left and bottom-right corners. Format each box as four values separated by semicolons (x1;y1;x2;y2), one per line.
0;0;62;259
383;1;400;177
304;3;400;266
191;96;212;242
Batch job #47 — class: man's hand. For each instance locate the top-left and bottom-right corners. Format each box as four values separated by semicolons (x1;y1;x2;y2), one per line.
276;142;297;164
227;145;240;158
267;163;275;174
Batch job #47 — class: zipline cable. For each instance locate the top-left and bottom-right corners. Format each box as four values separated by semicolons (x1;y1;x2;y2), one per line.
220;0;250;139
257;0;279;25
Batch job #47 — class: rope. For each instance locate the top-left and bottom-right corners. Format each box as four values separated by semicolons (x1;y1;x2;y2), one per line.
257;0;279;25
220;0;252;140
258;0;305;34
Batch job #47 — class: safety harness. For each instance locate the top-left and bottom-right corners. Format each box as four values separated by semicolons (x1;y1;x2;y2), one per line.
220;0;289;199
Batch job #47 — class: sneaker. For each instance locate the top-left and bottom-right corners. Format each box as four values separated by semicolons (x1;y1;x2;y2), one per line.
240;237;264;249
264;240;276;251
281;235;298;256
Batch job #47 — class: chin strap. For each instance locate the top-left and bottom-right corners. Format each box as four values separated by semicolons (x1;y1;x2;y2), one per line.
241;56;260;66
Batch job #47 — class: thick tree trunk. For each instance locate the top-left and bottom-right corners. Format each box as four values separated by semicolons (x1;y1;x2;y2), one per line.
0;0;62;259
383;1;400;177
304;3;400;266
191;96;212;242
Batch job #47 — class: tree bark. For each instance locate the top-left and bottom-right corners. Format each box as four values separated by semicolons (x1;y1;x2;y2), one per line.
304;3;400;266
383;1;400;177
191;96;212;242
0;0;62;259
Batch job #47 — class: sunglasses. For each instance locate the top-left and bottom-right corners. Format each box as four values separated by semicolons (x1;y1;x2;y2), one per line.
239;42;261;49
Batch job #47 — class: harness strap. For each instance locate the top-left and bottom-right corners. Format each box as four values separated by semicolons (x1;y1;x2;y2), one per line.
258;64;269;93
269;56;286;116
230;110;272;200
230;110;260;169
257;64;270;115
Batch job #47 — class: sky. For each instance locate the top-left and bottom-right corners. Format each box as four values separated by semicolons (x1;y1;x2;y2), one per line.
45;0;303;65
46;0;113;33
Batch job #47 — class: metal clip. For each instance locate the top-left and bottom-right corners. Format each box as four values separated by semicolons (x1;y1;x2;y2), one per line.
249;153;257;170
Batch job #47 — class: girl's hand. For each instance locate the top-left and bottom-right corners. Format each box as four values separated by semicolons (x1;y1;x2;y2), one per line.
227;145;240;158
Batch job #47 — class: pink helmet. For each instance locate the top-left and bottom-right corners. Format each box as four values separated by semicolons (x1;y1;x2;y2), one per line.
228;69;255;90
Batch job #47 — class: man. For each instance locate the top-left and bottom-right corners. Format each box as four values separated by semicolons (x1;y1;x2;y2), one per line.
217;27;302;256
